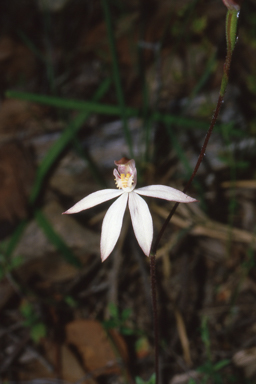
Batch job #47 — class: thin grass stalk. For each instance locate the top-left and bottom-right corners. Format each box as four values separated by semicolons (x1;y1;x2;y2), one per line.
101;0;134;158
6;91;243;138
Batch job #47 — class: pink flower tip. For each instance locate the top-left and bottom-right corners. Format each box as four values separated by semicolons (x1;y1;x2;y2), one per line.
222;0;241;11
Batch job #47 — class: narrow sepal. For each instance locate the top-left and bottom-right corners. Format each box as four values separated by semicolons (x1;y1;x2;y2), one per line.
63;189;123;214
128;192;153;256
135;185;196;203
100;193;128;261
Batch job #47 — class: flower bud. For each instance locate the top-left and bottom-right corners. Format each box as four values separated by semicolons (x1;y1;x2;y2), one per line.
222;0;242;11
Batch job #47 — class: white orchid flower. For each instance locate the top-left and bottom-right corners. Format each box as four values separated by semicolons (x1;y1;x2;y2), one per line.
63;158;196;261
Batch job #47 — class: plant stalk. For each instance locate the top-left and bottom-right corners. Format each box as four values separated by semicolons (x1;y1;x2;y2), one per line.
150;253;159;384
150;8;240;383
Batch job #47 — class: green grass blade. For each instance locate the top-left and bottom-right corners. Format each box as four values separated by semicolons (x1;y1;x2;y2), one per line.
101;0;134;158
30;78;111;204
71;136;108;188
5;221;28;258
18;30;46;62
6;91;244;137
165;123;207;211
4;79;111;258
35;210;81;268
6;89;136;115
190;51;217;99
29;110;89;204
137;44;153;163
165;124;192;176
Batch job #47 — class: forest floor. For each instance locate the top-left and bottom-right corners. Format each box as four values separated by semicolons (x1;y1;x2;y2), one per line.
1;0;256;383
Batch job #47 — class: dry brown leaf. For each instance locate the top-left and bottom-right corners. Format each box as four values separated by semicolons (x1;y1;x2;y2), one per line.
221;180;256;189
80;22;107;56
13;200;100;263
38;0;71;12
0;142;34;222
170;370;202;384
0;99;46;140
17;360;55;382
66;319;128;376
18;339;96;384
174;308;192;367
233;348;256;378
17;339;55;382
61;344;96;384
0;36;36;84
0;278;14;310
152;203;256;248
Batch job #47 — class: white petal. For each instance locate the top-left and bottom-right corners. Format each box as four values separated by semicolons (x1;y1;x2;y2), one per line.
63;189;123;214
128;192;153;256
135;185;196;203
101;193;128;261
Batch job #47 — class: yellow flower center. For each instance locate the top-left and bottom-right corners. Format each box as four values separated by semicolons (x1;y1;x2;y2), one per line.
115;173;133;190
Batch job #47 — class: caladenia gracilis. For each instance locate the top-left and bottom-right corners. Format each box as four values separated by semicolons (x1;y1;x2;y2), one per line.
63;157;196;261
62;2;242;382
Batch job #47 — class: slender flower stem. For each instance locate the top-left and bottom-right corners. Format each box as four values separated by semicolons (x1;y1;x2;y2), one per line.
149;253;159;384
150;8;240;383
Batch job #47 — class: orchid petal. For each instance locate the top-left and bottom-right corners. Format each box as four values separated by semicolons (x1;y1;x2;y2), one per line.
101;193;128;261
135;185;196;203
63;189;123;214
128;192;153;256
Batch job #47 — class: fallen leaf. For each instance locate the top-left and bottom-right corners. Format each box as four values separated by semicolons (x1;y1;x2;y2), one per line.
61;344;96;383
170;370;202;384
0;99;45;139
0;36;36;84
66;319;128;376
233;348;256;378
0;278;14;310
13;200;100;263
0;142;34;223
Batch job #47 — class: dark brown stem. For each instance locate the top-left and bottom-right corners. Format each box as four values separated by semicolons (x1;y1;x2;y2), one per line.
151;93;224;256
150;253;159;384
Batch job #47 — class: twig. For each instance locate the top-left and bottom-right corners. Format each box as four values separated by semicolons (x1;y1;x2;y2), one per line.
0;333;30;374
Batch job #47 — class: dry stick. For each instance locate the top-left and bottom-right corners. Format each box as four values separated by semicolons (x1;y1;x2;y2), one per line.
150;8;240;384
